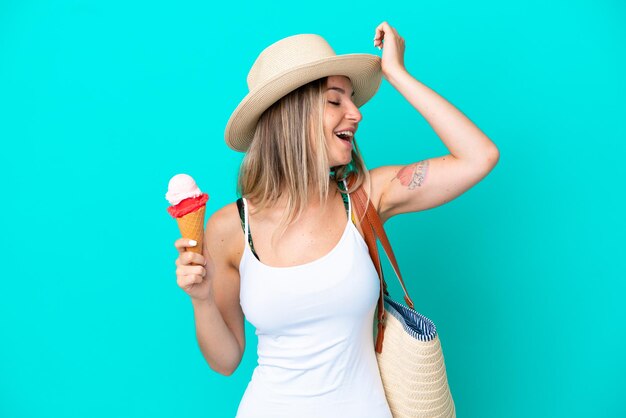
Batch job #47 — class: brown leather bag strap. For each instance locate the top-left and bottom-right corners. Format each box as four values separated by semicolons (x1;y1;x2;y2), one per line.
348;174;416;307
346;174;416;353
363;193;415;309
348;176;387;353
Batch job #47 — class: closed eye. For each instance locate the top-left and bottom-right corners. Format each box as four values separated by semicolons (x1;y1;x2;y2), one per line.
328;101;340;105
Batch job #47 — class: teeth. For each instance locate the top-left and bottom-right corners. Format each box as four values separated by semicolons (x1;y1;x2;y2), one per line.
334;130;354;137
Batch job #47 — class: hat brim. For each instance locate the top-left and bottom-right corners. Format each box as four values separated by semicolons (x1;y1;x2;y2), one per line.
224;53;382;152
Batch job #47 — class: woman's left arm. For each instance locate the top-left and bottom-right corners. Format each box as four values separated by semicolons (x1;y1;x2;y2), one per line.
371;22;500;223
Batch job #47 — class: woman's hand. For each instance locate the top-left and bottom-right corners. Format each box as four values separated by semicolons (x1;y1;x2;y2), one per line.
373;21;406;78
174;238;213;302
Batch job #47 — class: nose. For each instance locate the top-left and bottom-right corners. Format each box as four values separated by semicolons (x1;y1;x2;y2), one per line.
346;100;362;123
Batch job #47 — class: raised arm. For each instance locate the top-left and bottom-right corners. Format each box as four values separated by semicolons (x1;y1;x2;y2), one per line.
372;21;499;223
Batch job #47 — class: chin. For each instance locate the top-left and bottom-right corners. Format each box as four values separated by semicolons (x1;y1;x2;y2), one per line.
330;156;351;168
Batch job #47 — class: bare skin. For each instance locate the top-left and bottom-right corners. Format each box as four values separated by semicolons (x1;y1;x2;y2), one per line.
242;185;374;268
395;159;429;190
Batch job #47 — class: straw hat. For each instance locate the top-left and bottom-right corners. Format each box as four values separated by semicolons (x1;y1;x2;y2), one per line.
224;34;382;152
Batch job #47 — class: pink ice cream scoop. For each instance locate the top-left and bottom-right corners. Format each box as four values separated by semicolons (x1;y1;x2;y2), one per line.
166;173;204;205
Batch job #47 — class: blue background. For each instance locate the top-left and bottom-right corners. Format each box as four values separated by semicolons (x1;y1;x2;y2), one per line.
1;1;625;417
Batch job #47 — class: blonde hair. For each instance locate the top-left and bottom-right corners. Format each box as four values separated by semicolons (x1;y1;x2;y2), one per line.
236;76;372;248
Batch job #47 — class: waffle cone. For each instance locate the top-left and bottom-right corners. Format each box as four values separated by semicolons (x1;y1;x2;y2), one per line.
175;205;206;254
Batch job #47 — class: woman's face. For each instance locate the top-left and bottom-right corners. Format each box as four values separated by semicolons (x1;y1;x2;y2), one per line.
323;75;362;168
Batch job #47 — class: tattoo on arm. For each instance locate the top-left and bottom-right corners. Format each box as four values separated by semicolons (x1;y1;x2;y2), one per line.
395;160;429;190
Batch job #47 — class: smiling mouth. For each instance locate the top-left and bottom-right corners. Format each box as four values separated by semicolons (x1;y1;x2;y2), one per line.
334;134;353;150
334;132;354;143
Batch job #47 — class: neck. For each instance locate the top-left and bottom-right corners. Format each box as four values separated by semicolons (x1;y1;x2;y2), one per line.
256;177;337;209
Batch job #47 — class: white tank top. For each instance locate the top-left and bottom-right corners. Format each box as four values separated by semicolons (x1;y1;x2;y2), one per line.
235;180;392;418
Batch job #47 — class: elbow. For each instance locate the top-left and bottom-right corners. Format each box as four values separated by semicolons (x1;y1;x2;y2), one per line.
220;368;236;377
488;147;500;166
483;145;500;169
211;363;237;377
209;353;242;377
463;145;500;170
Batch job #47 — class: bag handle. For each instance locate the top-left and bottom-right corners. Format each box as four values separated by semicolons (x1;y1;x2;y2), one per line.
346;174;416;353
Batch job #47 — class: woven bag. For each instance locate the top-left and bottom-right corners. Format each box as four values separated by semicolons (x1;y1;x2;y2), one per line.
347;174;456;418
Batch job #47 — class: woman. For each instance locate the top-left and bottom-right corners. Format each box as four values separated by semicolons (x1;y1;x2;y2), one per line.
174;22;499;417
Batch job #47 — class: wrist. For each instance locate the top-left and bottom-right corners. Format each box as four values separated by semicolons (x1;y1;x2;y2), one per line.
191;295;214;309
383;66;410;85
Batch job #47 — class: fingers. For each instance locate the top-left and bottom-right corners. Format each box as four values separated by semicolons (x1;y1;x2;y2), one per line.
176;264;207;287
174;248;206;288
373;25;384;49
175;252;206;268
177;272;204;289
373;21;402;49
174;237;199;254
174;237;210;295
378;21;399;37
176;264;206;278
174;238;207;266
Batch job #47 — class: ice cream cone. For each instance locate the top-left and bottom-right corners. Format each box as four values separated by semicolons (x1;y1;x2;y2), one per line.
166;174;209;258
175;205;206;254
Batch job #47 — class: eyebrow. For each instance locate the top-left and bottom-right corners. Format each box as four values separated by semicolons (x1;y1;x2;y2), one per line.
326;86;355;97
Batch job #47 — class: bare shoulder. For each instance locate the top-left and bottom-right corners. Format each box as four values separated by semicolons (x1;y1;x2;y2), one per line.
204;201;244;269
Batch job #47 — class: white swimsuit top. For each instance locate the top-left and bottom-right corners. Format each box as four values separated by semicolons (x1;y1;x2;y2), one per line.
235;180;392;418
